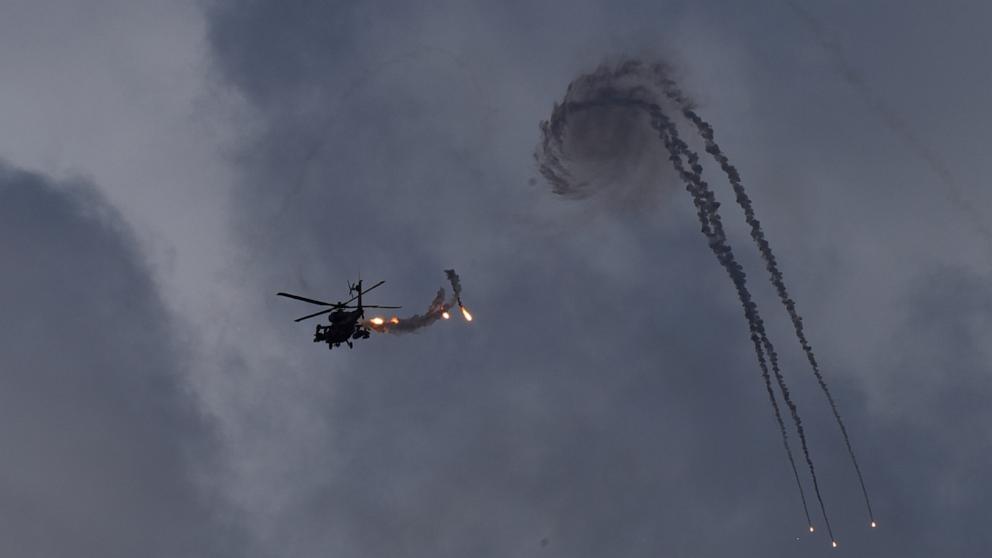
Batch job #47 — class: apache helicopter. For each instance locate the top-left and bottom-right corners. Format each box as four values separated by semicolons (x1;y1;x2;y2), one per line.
277;279;400;350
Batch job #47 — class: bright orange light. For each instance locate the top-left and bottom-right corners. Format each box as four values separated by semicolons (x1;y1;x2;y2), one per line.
390;317;399;324
441;311;450;320
809;526;815;533
460;306;473;321
370;317;384;326
870;521;877;529
832;541;838;549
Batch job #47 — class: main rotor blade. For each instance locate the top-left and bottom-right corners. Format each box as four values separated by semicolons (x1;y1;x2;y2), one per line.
294;308;334;322
320;305;400;309
277;292;335;306
338;280;387;307
358;280;385;297
280;280;386;311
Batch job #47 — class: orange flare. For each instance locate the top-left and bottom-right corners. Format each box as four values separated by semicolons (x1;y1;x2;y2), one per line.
441;311;450;320
460;306;473;321
370;317;384;326
389;317;399;324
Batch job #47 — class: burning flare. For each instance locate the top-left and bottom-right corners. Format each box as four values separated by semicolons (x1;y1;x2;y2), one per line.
832;541;838;549
361;270;469;334
809;526;815;534
870;521;877;529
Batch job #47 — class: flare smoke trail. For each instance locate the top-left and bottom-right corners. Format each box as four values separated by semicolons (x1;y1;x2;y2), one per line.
544;89;833;538
648;61;872;522
534;60;872;541
654;106;833;540
368;270;468;334
369;288;448;334
445;268;463;305
663;82;875;523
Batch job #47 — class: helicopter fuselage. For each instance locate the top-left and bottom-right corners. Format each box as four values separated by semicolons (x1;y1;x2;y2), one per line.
314;309;370;349
277;278;398;351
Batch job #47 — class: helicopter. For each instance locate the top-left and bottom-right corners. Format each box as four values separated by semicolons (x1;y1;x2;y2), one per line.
277;279;401;350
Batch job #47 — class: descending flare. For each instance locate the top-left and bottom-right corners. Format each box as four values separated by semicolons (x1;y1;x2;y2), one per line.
809;526;815;533
369;317;385;326
460;306;473;321
870;521;877;528
832;541;839;548
442;311;450;320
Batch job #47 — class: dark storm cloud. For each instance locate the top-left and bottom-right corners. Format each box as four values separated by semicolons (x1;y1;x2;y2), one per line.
203;1;992;557
0;162;243;557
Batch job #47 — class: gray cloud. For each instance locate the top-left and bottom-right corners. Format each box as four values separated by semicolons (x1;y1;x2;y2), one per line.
199;0;992;554
202;2;992;556
1;1;987;557
0;162;244;557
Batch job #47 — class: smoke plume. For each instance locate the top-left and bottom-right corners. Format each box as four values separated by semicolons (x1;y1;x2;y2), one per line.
535;59;877;541
445;268;463;305
655;107;834;539
535;61;680;208
368;288;448;334
659;74;874;523
367;269;470;334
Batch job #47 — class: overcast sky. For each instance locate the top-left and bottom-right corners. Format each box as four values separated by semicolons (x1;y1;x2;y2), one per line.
2;0;991;556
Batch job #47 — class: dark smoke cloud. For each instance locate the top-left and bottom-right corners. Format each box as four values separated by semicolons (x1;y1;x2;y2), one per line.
534;61;681;208
536;59;871;541
445;268;463;305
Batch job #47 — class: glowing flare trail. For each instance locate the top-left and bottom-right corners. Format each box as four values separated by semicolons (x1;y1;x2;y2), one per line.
364;270;470;333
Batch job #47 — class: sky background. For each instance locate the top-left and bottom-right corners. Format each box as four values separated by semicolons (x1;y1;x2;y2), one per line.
2;0;991;556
